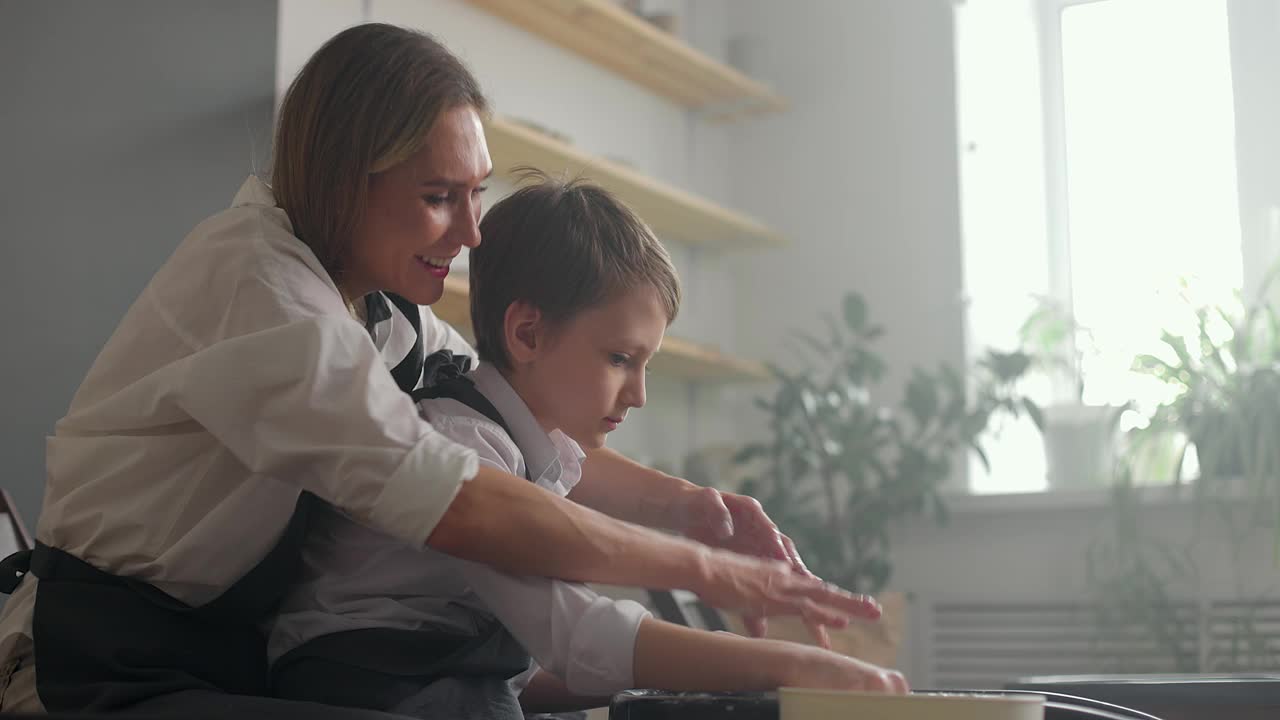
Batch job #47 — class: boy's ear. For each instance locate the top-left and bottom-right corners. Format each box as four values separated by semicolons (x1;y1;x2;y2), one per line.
503;300;543;365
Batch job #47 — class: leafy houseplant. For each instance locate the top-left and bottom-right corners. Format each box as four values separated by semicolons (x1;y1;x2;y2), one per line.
1131;280;1280;496
1085;460;1280;673
1082;277;1280;674
1084;465;1200;673
734;292;1042;594
1019;296;1090;403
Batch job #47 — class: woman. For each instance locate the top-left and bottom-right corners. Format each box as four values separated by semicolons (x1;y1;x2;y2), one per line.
0;24;902;718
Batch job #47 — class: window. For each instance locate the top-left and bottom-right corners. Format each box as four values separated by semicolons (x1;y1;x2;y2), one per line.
957;0;1245;493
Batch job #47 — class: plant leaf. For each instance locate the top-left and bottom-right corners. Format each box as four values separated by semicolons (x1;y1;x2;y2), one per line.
843;292;868;333
904;370;940;429
1021;398;1046;432
968;438;992;473
732;444;768;465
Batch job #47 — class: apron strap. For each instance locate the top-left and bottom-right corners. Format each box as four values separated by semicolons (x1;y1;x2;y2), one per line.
200;490;320;621
0;548;31;594
411;351;531;482
363;291;426;394
385;292;425;393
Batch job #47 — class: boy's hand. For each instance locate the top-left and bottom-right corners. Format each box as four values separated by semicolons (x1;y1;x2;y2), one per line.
677;486;865;647
783;643;910;694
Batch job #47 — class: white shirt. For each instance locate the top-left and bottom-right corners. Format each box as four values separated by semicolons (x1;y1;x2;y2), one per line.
0;177;479;661
268;364;651;697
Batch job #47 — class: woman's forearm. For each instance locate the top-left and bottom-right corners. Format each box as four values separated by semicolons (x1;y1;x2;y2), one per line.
429;465;880;628
427;464;711;590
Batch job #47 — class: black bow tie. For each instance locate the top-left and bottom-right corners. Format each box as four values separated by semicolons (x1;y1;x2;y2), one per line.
420;349;473;390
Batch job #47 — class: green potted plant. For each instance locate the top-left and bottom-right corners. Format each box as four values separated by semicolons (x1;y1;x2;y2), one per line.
1019;297;1126;490
1086;447;1280;674
1094;274;1280;673
1131;278;1280;493
733;291;1042;595
1084;462;1200;673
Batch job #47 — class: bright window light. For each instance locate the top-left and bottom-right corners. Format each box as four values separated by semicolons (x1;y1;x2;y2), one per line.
957;0;1243;493
1060;0;1243;412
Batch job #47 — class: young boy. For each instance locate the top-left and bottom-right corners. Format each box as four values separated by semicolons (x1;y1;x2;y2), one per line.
267;177;903;718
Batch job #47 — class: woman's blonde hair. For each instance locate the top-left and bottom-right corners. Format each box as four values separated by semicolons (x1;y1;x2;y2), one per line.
272;23;488;281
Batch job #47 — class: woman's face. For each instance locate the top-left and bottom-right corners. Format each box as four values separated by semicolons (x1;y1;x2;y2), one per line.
344;105;492;305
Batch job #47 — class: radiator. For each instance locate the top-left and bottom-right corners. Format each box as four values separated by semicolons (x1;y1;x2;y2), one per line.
906;595;1280;689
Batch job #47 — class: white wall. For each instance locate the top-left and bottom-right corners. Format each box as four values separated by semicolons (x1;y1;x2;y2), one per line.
714;1;983;677
718;0;972;508
725;0;968;417
1228;0;1280;304
891;489;1278;603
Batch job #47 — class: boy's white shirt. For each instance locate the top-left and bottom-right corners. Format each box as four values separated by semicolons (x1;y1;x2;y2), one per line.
269;362;651;696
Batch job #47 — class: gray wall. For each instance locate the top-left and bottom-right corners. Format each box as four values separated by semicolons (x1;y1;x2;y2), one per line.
0;0;278;526
724;1;968;472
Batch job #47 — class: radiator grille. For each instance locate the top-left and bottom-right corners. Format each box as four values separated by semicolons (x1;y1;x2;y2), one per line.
917;597;1280;689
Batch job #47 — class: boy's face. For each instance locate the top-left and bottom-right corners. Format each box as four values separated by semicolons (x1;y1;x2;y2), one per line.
516;285;668;450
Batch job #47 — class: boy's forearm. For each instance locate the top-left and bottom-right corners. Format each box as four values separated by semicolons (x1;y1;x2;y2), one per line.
574;446;699;530
428;464;711;590
634;618;909;695
632;617;796;691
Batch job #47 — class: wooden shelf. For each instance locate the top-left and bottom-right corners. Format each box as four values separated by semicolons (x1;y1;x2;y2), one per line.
467;0;787;121
432;276;475;334
434;276;769;383
647;335;771;383
485;116;785;250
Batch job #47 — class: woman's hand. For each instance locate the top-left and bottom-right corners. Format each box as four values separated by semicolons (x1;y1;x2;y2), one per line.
691;548;881;631
676;486;867;647
780;643;910;694
677;487;799;566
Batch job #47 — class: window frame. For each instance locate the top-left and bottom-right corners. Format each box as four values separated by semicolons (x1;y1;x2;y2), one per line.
957;0;1276;493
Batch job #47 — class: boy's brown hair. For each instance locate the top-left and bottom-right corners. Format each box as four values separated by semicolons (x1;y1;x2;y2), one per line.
470;171;682;371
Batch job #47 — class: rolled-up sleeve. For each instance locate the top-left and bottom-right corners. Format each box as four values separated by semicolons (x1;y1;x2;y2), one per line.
459;563;650;696
171;315;478;549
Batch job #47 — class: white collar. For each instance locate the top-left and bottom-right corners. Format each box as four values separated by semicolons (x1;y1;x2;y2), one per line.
231;175;281;214
469;364;586;491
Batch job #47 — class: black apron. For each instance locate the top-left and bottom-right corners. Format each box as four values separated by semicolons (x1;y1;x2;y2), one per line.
0;493;318;711
0;292;430;713
270;350;533;720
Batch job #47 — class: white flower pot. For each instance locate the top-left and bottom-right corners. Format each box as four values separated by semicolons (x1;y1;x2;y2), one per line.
1043;404;1122;489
